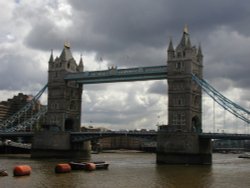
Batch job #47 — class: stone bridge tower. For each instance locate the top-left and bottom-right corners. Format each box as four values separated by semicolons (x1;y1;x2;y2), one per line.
167;26;203;133
157;27;212;164
31;43;90;159
46;43;83;132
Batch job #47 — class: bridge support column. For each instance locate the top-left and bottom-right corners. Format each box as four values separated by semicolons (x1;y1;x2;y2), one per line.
31;131;90;159
156;131;212;164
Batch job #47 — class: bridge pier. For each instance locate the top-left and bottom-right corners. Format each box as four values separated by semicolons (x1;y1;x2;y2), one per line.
157;130;212;164
31;131;91;159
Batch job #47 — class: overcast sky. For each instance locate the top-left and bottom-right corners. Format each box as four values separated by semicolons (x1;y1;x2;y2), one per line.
0;0;249;132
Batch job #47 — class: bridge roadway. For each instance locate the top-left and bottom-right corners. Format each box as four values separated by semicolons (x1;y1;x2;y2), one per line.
1;132;250;141
64;65;168;84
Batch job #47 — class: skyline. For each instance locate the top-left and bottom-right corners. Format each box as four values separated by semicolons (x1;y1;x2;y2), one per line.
0;0;249;132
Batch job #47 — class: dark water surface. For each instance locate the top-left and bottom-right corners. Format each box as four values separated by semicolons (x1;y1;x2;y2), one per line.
1;152;250;188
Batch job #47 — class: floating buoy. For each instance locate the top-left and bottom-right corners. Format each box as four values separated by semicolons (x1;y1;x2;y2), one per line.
13;165;31;176
55;163;71;173
85;163;96;171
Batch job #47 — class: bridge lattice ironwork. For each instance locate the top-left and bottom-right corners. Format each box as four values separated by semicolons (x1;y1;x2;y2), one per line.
64;65;168;84
192;74;250;124
0;84;48;132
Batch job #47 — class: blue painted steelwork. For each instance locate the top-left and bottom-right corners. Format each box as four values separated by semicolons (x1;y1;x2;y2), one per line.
1;131;250;141
0;84;48;131
64;65;168;84
192;74;250;124
0;132;34;138
70;131;157;142
199;133;250;140
4;106;47;132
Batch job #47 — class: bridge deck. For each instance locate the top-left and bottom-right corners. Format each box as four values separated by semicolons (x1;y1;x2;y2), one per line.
1;132;250;141
199;133;250;140
64;65;168;84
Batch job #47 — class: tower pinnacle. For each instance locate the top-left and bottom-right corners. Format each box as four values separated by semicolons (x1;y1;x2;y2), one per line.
183;24;189;34
78;54;84;71
64;41;70;49
49;49;54;63
168;37;174;52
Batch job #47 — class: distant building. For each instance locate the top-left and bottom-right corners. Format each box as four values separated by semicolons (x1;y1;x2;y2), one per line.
99;136;142;150
81;126;155;151
0;93;44;131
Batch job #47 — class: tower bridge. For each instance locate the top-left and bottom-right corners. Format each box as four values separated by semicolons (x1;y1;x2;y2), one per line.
0;27;249;164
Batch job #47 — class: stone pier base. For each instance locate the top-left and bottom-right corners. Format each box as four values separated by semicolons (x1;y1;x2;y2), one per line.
31;131;90;160
156;131;212;165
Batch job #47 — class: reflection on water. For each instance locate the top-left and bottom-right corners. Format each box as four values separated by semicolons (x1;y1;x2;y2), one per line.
155;165;213;188
0;153;250;188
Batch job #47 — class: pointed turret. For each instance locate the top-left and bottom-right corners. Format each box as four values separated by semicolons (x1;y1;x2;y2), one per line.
60;42;74;61
78;54;84;72
197;44;203;63
197;44;203;57
168;37;174;52
49;49;54;63
177;25;191;50
168;37;175;60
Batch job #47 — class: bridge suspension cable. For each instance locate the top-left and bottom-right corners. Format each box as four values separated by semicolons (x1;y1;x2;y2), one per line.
0;84;48;131
192;74;250;124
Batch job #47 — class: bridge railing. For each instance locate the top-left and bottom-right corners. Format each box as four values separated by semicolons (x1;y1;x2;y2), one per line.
64;65;168;84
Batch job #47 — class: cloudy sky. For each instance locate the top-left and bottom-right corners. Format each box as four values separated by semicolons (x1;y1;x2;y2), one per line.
0;0;250;133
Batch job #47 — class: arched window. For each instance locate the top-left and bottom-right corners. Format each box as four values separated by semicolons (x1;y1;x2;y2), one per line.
65;118;74;131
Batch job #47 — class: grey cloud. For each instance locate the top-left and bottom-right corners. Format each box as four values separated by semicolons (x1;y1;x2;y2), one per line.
82;82;166;129
25;0;250;72
147;81;167;95
4;0;250;130
0;54;46;91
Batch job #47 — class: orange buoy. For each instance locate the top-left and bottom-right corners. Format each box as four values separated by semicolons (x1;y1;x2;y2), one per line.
85;163;96;171
55;163;71;173
13;165;31;176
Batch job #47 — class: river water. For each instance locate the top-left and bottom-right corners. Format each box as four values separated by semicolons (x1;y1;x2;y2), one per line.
0;152;250;188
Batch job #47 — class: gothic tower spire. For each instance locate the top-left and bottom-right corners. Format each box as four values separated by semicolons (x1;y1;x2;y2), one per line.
167;37;175;60
78;54;84;72
49;49;54;63
177;25;191;50
197;44;203;63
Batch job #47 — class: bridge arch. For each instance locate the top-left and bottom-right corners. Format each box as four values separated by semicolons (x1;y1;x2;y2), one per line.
65;118;74;131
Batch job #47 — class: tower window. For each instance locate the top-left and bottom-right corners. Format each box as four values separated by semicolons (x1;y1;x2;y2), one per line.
178;98;183;105
176;62;182;69
173;112;186;125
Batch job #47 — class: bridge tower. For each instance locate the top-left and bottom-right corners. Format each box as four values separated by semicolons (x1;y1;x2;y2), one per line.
46;42;83;132
31;43;90;159
157;27;212;164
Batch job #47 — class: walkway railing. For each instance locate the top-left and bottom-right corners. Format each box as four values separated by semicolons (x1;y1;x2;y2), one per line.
64;65;168;84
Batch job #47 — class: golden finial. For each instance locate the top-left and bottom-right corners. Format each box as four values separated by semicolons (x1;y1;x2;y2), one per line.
64;41;70;48
183;24;189;34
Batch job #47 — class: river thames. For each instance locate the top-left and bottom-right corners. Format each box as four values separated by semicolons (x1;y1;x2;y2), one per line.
1;152;250;188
